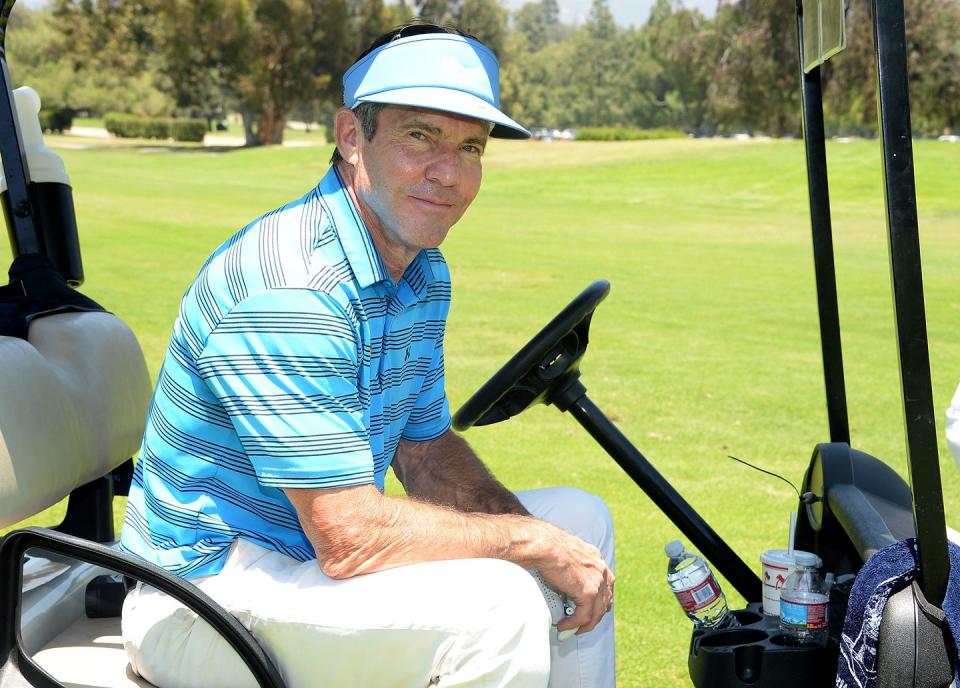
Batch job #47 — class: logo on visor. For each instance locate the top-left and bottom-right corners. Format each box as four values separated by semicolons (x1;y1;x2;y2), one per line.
438;56;489;89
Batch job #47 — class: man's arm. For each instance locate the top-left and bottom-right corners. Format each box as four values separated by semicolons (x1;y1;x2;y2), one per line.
284;484;614;634
391;430;528;515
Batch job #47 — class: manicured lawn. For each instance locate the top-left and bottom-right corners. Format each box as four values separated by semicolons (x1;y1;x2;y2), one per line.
3;136;959;686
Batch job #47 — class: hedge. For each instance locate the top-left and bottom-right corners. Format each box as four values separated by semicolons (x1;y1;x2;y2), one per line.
104;113;207;142
575;127;687;141
171;119;207;142
39;109;74;134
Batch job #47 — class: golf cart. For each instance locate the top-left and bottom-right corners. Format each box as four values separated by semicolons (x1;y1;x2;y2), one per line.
0;0;955;687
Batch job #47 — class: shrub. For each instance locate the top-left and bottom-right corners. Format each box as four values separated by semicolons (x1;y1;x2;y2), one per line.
39;109;74;134
141;117;171;140
104;112;151;138
575;127;687;141
171;119;207;142
104;113;207;142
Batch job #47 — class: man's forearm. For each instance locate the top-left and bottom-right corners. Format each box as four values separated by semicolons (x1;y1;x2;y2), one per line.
392;431;528;515
286;484;548;579
285;483;615;634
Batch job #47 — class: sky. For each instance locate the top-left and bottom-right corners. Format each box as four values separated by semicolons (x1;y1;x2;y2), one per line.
503;0;719;27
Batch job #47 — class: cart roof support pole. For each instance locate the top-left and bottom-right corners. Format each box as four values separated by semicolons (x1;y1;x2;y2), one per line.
796;0;850;445
0;0;40;256
872;0;948;606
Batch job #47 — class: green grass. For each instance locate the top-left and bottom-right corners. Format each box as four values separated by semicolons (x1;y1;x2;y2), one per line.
3;137;959;686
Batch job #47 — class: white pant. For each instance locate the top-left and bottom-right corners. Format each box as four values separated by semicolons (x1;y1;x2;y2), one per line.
122;487;616;688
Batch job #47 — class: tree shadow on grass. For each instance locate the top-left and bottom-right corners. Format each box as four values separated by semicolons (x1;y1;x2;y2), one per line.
50;133;327;155
53;141;251;155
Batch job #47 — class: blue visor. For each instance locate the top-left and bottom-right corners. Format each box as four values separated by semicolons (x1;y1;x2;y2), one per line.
343;33;530;140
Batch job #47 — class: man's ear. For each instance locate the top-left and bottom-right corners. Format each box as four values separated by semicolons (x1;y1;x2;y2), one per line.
334;107;361;166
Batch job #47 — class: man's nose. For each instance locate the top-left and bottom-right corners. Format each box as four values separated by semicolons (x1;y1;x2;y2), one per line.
424;149;460;187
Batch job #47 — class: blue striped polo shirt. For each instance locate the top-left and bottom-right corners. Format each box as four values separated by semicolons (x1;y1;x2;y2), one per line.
120;166;452;578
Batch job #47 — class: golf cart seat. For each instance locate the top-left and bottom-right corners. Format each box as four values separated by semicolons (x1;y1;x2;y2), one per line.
0;310;152;687
0;311;284;688
0;312;150;530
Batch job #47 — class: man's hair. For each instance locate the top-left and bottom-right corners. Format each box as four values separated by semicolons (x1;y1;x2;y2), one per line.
329;102;388;166
329;21;475;167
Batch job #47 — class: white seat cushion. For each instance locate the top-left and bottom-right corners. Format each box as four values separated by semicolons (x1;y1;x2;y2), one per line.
0;312;152;527
32;616;155;688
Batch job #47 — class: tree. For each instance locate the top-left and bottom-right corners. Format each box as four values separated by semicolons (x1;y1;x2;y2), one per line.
154;0;250;124
514;0;564;52
817;0;878;135
350;0;403;56
642;0;721;132
155;0;350;146
706;0;800;136
559;0;625;127
411;0;456;24
8;1;174;117
899;0;960;134
230;0;350;145
457;0;506;57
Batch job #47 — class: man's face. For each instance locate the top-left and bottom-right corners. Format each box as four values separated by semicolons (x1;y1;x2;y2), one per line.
343;106;488;267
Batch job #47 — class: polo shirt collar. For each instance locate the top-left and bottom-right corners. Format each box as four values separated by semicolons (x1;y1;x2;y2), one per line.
317;166;437;295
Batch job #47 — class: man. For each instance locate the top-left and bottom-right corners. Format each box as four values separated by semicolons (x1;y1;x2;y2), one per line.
120;23;615;688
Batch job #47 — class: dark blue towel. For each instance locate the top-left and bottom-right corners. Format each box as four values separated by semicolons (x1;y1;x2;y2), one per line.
836;537;960;687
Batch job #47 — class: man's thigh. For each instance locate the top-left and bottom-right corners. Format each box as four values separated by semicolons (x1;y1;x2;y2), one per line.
124;540;552;688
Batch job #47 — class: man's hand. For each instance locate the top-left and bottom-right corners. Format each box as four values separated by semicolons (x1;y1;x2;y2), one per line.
530;526;615;635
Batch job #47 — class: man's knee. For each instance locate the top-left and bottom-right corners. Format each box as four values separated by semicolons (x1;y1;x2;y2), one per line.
437;560;550;685
520;487;614;559
477;558;553;628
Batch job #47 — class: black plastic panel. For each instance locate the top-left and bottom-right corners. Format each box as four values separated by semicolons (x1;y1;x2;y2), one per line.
876;583;955;688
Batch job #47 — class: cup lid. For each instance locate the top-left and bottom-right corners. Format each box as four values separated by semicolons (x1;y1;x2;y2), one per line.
761;549;822;568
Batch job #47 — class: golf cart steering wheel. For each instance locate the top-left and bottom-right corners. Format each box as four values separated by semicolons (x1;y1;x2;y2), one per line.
452;280;610;430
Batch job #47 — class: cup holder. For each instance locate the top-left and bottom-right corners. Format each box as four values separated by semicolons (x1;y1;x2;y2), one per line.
769;634;825;648
689;606;840;687
698;629;768;648
731;610;763;625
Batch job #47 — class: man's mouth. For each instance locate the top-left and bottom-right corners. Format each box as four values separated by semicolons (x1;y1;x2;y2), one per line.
410;196;456;210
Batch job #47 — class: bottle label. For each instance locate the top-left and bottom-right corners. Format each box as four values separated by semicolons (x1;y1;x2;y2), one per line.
674;576;721;612
779;598;827;629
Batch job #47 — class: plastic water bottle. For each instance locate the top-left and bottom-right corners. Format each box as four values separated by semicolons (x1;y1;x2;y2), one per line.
778;551;829;645
665;540;738;629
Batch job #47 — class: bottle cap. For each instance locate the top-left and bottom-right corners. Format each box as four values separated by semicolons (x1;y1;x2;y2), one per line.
665;540;684;558
793;551;820;567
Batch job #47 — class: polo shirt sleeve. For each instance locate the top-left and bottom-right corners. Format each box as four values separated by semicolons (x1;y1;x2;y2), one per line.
196;288;374;489
401;321;452;443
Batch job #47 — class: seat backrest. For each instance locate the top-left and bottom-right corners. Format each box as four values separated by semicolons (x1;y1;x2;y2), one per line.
0;311;152;529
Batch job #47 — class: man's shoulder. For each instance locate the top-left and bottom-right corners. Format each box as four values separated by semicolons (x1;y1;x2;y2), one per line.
175;186;354;344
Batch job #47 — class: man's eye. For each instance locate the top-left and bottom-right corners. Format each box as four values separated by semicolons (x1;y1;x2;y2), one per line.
461;144;482;155
409;131;426;140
